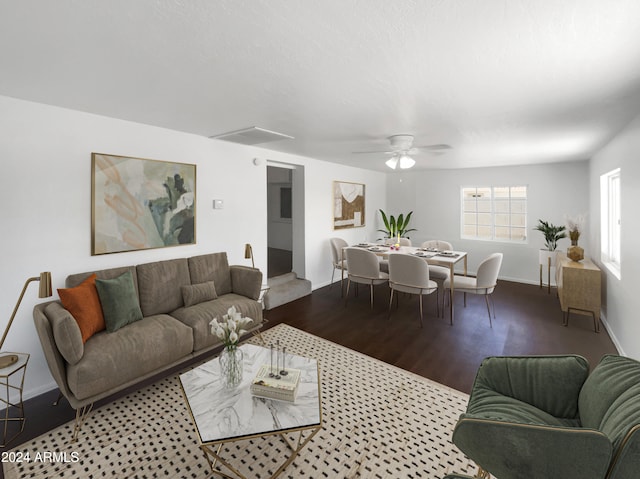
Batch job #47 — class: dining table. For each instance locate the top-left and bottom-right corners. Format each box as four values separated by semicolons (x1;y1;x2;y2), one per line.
344;243;468;324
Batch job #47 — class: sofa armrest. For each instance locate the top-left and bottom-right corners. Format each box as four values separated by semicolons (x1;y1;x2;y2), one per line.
33;301;76;404
470;355;589;419
453;417;612;479
230;266;263;300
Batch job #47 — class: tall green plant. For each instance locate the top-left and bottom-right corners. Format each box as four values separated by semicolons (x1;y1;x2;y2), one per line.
378;209;417;239
534;219;566;251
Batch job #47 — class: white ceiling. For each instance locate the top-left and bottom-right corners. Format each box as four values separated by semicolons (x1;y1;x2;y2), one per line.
2;0;640;172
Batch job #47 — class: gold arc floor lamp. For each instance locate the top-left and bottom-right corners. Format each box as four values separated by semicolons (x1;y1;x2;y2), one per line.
0;272;52;369
244;244;255;268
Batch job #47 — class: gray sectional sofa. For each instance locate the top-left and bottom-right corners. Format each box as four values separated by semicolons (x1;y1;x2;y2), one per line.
33;252;263;438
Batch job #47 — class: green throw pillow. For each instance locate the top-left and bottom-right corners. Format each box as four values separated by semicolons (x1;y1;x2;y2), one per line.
95;270;143;332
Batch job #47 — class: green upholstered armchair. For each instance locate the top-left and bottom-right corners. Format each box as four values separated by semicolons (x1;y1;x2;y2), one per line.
444;354;640;479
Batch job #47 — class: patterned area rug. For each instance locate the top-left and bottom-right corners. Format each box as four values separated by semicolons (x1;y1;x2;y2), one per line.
4;324;478;478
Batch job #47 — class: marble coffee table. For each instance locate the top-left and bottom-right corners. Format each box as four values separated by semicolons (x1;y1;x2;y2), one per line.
179;343;322;479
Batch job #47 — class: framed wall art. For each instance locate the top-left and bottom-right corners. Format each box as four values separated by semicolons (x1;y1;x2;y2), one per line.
333;181;365;229
92;153;196;255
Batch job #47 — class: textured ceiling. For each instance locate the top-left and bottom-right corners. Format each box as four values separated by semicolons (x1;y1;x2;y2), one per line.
2;0;640;171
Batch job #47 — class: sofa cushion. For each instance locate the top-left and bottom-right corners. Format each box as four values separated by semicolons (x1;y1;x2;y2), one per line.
57;274;106;343
181;281;217;307
95;270;144;332
46;302;84;365
136;258;191;316
66;314;194;401
66;266;138;291
171;293;262;351
230;266;263;300
188;253;232;296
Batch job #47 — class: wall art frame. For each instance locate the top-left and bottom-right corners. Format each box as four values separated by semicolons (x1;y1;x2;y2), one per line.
333;181;365;229
91;152;196;255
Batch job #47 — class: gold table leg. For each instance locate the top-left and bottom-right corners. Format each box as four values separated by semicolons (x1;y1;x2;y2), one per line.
201;426;321;479
448;255;468;325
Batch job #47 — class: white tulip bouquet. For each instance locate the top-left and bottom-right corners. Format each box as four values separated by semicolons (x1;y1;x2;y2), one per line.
209;306;253;349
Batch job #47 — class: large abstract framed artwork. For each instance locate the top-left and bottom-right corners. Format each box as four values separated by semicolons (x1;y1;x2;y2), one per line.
333;181;365;229
92;153;196;255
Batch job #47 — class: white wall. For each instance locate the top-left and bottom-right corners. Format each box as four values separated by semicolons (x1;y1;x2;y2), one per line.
589;113;640;359
0;95;386;399
385;162;590;282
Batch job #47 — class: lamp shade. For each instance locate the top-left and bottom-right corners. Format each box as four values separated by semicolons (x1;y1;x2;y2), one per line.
386;153;415;169
399;154;415;169
38;271;52;298
244;243;255;268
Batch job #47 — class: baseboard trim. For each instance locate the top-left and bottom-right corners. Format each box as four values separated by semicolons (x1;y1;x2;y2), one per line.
600;313;624;355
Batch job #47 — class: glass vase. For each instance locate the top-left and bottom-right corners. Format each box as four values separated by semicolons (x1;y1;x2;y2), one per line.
219;346;243;388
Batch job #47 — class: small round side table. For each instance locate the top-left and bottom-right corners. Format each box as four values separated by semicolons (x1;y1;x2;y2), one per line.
0;352;29;447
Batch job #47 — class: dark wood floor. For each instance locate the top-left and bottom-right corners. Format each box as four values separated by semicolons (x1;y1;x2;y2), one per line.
267;247;292;278
2;278;617;464
265;279;617;393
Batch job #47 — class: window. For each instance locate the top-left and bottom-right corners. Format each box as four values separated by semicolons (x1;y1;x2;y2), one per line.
600;168;621;279
461;186;527;242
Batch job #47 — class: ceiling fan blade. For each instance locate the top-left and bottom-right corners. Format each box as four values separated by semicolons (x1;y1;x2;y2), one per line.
351;149;395;155
415;144;452;151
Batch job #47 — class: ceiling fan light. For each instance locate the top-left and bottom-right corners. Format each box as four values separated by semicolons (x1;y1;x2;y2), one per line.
385;157;399;169
399;154;415;169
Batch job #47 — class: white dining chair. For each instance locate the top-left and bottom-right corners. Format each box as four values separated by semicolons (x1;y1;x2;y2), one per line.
444;253;503;327
388;253;438;327
421;239;453;251
344;247;389;309
420;240;454;311
380;237;411;274
329;237;349;292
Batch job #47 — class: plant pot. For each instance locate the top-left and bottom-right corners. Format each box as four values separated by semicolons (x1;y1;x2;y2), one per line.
539;250;557;267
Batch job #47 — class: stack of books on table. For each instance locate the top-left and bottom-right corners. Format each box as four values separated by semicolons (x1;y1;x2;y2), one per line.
250;365;301;403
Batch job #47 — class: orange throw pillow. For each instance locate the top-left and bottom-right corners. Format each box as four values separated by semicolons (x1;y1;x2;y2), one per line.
58;274;106;343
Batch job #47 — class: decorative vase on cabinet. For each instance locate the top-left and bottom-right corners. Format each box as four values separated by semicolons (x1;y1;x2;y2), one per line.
567;240;584;262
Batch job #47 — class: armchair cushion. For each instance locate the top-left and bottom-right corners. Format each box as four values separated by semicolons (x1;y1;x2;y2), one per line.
579;354;640;449
469;355;589;419
466;391;580;428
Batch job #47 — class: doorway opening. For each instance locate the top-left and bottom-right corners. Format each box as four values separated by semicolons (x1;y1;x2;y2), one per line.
266;163;305;279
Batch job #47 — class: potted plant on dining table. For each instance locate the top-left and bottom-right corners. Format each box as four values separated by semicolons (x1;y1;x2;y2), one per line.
377;210;416;248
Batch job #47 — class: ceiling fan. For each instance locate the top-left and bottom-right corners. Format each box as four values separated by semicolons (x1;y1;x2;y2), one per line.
353;135;452;169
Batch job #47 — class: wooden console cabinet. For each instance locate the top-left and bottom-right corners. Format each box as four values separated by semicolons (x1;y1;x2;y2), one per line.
555;252;601;332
